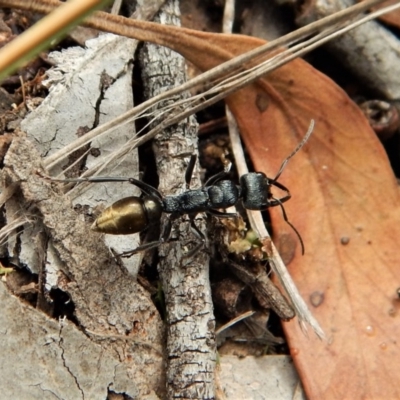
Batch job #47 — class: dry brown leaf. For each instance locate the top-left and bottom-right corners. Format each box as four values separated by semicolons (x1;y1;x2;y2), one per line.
233;55;400;400
128;26;400;399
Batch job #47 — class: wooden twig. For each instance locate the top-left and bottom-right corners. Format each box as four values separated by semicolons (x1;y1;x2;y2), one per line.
297;0;400;99
139;1;215;398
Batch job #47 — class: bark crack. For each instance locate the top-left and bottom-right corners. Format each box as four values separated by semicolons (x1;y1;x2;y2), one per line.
58;322;85;400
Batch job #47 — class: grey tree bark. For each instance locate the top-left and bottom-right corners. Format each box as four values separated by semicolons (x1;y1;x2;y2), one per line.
139;0;216;398
0;3;167;398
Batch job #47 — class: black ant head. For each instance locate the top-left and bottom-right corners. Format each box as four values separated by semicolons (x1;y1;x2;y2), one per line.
239;172;274;210
239;171;303;254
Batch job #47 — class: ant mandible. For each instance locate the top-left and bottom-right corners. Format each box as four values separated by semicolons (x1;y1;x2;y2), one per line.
53;121;314;257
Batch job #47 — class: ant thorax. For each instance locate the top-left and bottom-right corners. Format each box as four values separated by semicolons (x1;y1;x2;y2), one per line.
162;179;239;215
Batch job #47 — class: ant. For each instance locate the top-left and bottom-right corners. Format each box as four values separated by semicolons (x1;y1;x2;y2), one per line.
49;121;314;257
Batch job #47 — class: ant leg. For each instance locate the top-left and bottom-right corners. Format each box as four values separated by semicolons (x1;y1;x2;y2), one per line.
119;215;174;258
185;154;197;189
185;153;232;188
205;161;232;186
118;214;207;260
119;240;164;258
185;153;231;189
267;179;291;206
181;216;207;259
38;171;162;199
126;178;163;199
272;197;305;255
205;170;229;186
273;119;314;181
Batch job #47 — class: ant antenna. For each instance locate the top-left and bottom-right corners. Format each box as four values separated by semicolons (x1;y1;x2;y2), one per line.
273;197;305;255
273;119;314;181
